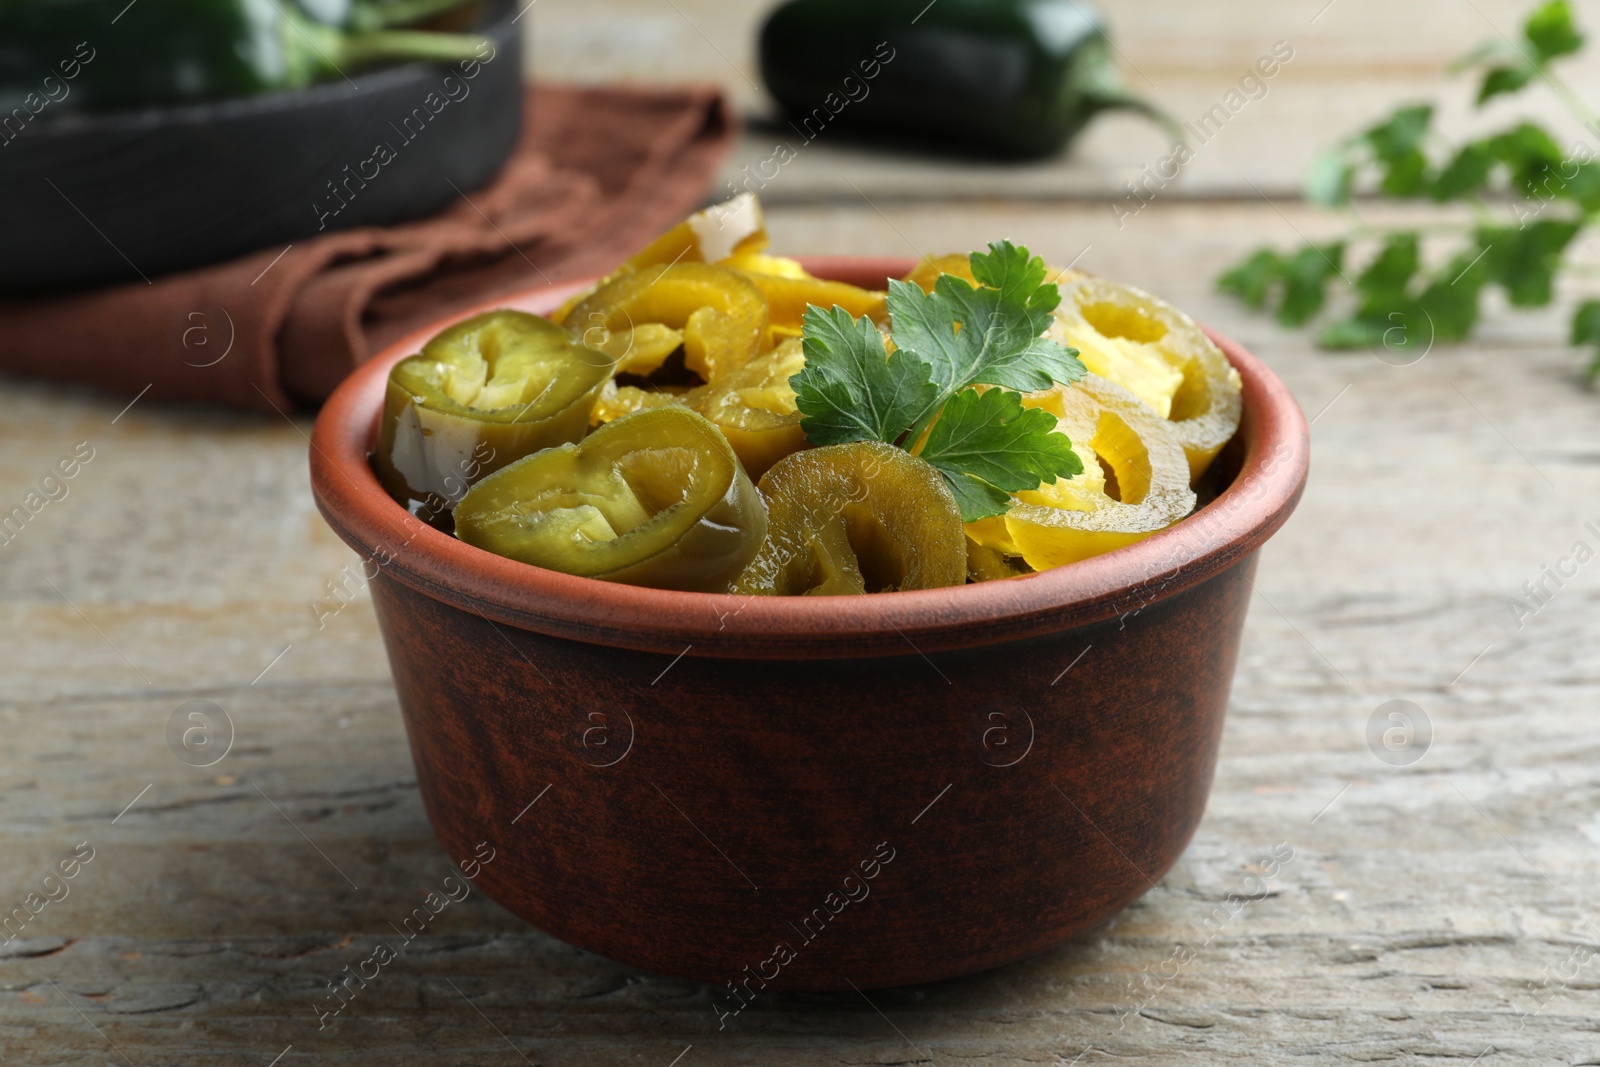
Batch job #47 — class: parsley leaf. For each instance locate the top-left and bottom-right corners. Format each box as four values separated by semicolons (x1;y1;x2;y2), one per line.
1458;2;1582;105
1477;64;1533;106
1217;249;1283;308
1363;105;1435;197
1491;122;1567;195
916;388;1084;521
1215;242;1347;328
793;304;937;447
1278;243;1346;326
1525;0;1584;61
1314;233;1425;349
1477;219;1581;307
1569;299;1600;379
1316;316;1390;350
1355;232;1419;316
1562;161;1600;213
887;241;1084;402
1417;249;1487;341
1432;140;1496;200
1306;148;1355;207
791;241;1086;520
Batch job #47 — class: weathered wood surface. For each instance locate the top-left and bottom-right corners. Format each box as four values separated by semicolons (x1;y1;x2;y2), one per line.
5;196;1599;1065
6;0;1600;1061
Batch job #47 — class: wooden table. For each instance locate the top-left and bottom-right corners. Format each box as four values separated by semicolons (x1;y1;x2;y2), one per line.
6;1;1600;1063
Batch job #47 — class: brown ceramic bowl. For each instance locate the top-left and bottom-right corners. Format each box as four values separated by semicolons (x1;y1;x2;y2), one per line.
310;256;1308;992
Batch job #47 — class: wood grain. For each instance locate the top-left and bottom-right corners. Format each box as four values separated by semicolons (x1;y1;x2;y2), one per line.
7;0;1600;1055
4;196;1598;1064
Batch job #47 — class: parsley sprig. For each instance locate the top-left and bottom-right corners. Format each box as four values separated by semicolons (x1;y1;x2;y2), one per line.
792;241;1086;521
1217;0;1600;379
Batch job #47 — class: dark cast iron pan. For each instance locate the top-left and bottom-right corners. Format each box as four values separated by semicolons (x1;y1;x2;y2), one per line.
0;0;523;292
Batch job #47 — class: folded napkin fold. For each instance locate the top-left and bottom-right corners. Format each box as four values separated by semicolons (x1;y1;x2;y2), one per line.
0;83;735;411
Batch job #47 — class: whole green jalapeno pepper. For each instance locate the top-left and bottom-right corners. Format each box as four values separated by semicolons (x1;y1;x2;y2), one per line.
759;0;1179;159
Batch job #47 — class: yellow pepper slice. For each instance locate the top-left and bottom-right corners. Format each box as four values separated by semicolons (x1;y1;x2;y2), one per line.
1165;332;1243;483
552;194;770;326
1049;276;1242;480
454;407;767;592
966;537;1030;582
696;337;806;479
904;253;1083;295
1048;276;1185;419
582;323;684;377
723;251;809;278
622;192;769;271
902;253;978;292
564;263;768;384
734;441;966;595
735;270;888;332
968;374;1196;570
591;381;706;425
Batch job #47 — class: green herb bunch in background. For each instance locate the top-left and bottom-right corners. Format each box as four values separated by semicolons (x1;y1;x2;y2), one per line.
1217;0;1600;379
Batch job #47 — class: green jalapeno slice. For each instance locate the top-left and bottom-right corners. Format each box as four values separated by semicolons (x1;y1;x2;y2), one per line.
454;407;768;593
733;441;966;596
373;310;612;517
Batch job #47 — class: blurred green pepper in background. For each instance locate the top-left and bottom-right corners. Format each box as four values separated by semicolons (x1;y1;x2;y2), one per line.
760;0;1179;158
0;0;486;113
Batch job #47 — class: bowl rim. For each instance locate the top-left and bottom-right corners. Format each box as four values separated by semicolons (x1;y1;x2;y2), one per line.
310;255;1309;659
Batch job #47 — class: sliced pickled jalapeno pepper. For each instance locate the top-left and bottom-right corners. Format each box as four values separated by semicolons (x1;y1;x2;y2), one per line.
585;323;684;377
373;310;612;516
373;204;1240;590
723;251;823;342
723;251;809;278
968;374;1196;569
733;271;888;332
1050;276;1242;480
591;381;705;426
564;263;769;384
552;194;771;325
966;537;1030;582
621;192;769;272
1048;276;1185;418
734;441;966;596
902;253;979;293
905;254;1085;302
453;407;767;593
696;338;807;479
1163;333;1243;484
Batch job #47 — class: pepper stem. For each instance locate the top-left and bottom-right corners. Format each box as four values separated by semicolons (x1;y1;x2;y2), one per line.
286;9;492;87
1070;37;1186;147
1087;90;1187;147
334;29;491;67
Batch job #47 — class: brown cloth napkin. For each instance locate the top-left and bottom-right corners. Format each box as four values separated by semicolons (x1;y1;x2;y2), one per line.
0;83;735;412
